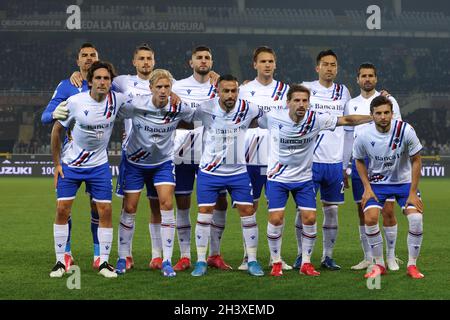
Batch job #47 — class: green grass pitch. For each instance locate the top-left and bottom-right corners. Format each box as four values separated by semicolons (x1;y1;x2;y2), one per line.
1;177;449;300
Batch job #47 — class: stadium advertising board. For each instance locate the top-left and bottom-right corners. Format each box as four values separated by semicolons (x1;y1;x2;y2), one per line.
0;155;447;178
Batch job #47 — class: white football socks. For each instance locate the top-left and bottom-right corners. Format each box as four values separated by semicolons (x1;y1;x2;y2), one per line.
267;222;283;263
241;214;258;263
210;209;226;256
54;223;68;264
98;227;113;265
195;213;212;262
118;210;136;259
322;205;338;260
176;208;191;259
407;213;423;266
365;224;384;266
160;209;176;263
301;223;317;264
149;223;162;259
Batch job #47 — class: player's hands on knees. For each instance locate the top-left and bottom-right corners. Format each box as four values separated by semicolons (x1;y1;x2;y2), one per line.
54;164;64;188
406;192;423;213
208;71;220;85
52;101;69;120
343;169;350;189
170;92;181;105
361;188;378;210
69;71;83;87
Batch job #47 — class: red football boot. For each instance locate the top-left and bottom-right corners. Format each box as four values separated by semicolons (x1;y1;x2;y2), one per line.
207;255;233;270
173;257;191;271
149;257;163;270
364;264;387;278
300;263;320;276
407;265;424;279
64;253;75;272
126;256;134;270
270;262;283;277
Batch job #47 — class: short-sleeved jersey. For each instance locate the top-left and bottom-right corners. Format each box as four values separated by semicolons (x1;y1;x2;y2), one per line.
239;79;289;166
259;109;338;183
172;75;217;164
112;74;152;139
194;98;261;176
302;80;351;163
113;74;151;97
42;79;89;124
119;96;195;167
353;120;422;184
59;91;126;168
344;91;402;138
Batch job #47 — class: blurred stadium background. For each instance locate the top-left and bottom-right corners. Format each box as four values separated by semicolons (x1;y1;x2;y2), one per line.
1;0;450;301
0;0;449;165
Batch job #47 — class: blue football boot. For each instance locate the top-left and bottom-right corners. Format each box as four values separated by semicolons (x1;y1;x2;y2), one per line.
191;261;208;277
321;256;341;270
161;260;176;277
293;255;302;269
115;258;127;275
248;261;264;277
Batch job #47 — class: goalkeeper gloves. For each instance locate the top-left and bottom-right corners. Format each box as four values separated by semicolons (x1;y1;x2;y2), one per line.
52;101;69;120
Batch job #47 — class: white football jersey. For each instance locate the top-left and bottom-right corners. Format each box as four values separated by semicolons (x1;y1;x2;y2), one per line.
259;109;338;183
302;80;351;163
344;91;402;138
113;74;151;97
353;120;422;184
113;75;152;141
172;75;217;164
239;79;289;166
119;96;195;167
59;91;126;168
194;98;261;176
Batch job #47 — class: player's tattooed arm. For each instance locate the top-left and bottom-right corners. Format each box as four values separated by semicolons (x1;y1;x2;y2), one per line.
69;71;83;88
51;121;65;187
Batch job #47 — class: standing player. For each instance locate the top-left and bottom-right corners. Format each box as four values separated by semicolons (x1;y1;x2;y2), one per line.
112;44;159;272
238;46;291;271
115;69;195;277
171;46;231;271
353;96;424;279
190;75;264;277
49;61;124;278
343;63;403;271
72;44;174;271
42;43;101;271
299;49;351;271
260;84;371;276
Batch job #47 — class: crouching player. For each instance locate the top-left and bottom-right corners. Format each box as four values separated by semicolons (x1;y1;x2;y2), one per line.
115;69;195;277
259;84;372;276
50;61;126;278
354;95;424;279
